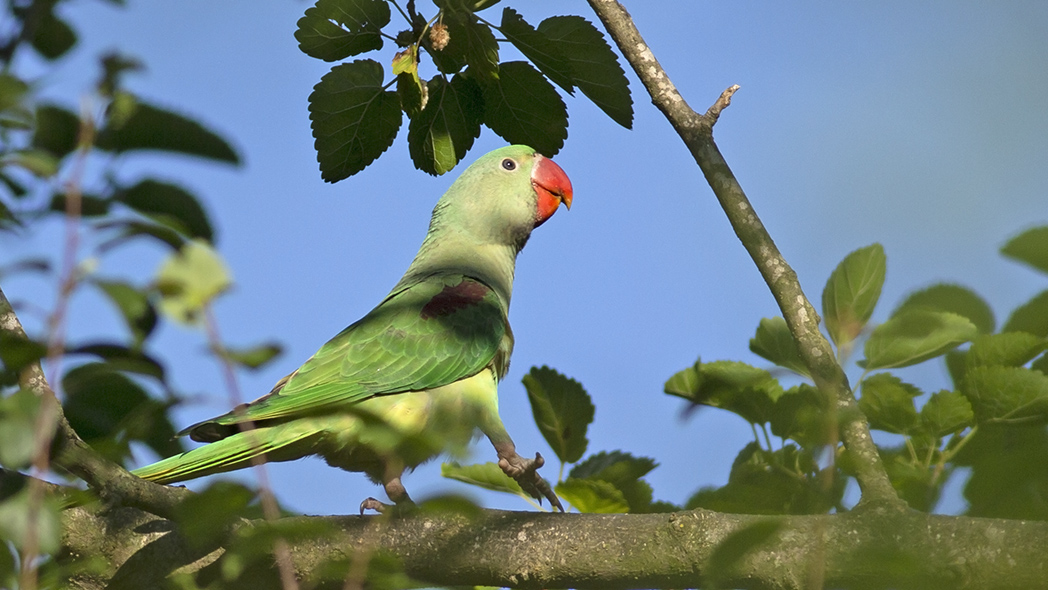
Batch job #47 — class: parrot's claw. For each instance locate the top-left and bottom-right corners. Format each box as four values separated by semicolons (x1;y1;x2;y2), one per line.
498;450;564;512
359;497;391;514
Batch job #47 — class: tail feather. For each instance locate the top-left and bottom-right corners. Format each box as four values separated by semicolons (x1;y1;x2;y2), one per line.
132;424;321;484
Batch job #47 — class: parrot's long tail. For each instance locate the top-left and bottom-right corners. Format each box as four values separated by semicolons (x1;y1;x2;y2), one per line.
131;421;320;484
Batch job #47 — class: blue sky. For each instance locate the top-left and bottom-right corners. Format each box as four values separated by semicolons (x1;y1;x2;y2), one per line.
4;1;1048;515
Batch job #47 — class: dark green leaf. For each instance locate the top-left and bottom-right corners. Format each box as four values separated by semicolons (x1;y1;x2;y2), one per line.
393;48;425;117
441;461;523;496
407;75;482;175
32;104;80;158
97;219;186;251
481;61;568;156
822;243;886;348
449;13;499;81
892;283;995;334
769;384;833;448
0;171;28;199
706;520;783;589
117;179;215;242
861;310;977;370
1002;290;1048;338
555;478;629;513
538;16;633;128
97;101;240;164
0;333;47;388
48;193;109;217
880;446;939;512
955;423;1048;520
295;0;390;62
0;74;29;113
30;10;77;60
858;373;921;435
219;342;283;370
965;332;1046;369
962;365;1048;425
0;199;19;231
308;60;403;182
69;342;166;383
522;366;594;464
499;8;574;93
919;390;974;438
1001;225;1048;276
749;316;809;377
1033;353;1048;376
172;481;257;548
0;389;47;469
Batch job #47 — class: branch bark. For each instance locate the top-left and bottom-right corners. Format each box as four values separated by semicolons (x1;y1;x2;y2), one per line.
583;0;898;506
59;503;1048;590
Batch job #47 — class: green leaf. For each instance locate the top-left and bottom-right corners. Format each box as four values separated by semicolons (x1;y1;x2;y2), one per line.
0;389;46;469
537;16;633;128
407;75;482;175
97;219;187;251
295;0;390;62
172;481;257;549
522;366;594;464
449;13;499;81
769;384;833;448
30;9;77;60
3;149;59;177
749;317;809;377
965;332;1046;369
954;424;1048;520
393;48;425;117
219;342;283;370
0;334;47;388
48;193;109;217
1001;225;1048;276
0;74;29;113
1033;353;1048;376
892;283;995;334
499;8;574;93
32;104;81;158
555;478;629;513
97;101;240;164
441;461;523;496
664;358;702;398
568;451;657;512
1002;290;1048;338
919;390;974;438
962;366;1048;425
666;360;783;426
858;373;921;435
308;60;403;182
481;61;568;157
154;239;232;325
822;243;886;348
69;343;166;383
705;521;783;589
0;488;62;554
861;310;977;370
117;179;215;242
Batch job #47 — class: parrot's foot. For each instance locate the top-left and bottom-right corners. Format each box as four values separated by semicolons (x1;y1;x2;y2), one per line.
359;497;391;514
497;448;564;512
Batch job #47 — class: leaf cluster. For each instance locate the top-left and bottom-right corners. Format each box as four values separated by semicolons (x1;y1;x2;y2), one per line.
296;0;634;180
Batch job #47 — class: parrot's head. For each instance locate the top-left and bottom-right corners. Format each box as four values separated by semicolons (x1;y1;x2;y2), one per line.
432;145;572;252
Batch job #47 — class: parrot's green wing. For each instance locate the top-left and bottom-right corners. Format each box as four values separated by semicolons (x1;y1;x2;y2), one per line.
186;273;510;438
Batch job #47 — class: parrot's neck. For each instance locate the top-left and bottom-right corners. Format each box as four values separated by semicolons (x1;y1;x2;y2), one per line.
394;235;519;307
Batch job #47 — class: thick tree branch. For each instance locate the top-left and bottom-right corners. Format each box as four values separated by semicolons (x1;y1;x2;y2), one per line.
0;285;191;519
60;504;1048;590
584;0;898;505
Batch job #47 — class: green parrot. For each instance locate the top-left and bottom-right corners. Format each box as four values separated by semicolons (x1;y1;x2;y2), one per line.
132;145;571;512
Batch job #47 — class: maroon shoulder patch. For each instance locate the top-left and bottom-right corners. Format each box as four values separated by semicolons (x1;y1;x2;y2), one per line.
421;280;490;319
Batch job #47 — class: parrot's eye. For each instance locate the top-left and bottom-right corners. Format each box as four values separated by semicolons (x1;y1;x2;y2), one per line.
501;158;516;171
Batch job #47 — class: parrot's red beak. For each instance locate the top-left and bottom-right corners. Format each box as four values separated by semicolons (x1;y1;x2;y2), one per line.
531;154;573;227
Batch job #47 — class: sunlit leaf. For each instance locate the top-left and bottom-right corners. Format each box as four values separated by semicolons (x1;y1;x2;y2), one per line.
769;384;833;448
295;0;390;62
919;390;974;438
965;332;1046;369
555;478;629;513
892;283;995;334
538;15;633;128
962;366;1048;425
858;373;921;435
522;366;594;464
1001;225;1048;276
153;239;232;324
393;48;425;117
569;451;657;512
3;149;59;177
441;461;523;496
861;310;977;370
308;60;402;182
666;360;783;426
407;75;482;175
749;316;809;377
218;342;283;370
822;244;886;348
97;101;240;164
481;61;568;157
